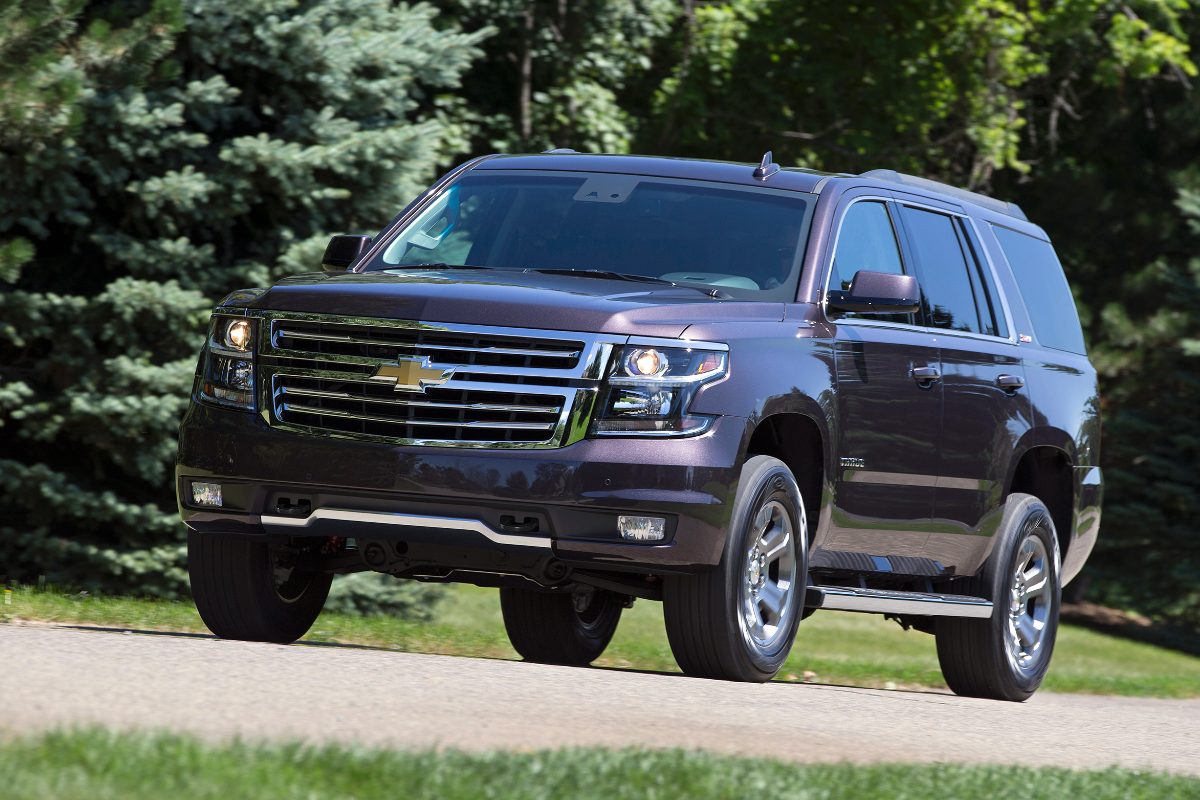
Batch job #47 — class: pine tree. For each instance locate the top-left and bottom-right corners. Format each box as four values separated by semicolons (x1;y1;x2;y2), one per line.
0;0;486;595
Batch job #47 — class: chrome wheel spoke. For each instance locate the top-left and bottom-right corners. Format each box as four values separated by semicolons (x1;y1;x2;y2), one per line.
762;528;791;562
758;581;786;618
1015;614;1038;648
1024;574;1049;600
752;504;773;536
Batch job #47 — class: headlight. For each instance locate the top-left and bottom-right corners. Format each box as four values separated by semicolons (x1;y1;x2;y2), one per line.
590;342;727;436
198;315;257;411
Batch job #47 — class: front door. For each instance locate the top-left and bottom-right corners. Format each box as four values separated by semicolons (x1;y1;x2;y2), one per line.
816;197;945;575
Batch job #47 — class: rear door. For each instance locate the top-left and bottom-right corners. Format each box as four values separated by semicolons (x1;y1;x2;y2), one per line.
895;202;1033;576
817;195;944;575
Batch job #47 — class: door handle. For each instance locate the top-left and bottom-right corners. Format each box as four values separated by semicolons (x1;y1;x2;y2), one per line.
910;365;940;387
996;374;1025;393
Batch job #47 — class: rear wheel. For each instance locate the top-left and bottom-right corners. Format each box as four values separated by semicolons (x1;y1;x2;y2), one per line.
188;532;332;644
500;586;624;666
662;455;808;682
935;493;1061;701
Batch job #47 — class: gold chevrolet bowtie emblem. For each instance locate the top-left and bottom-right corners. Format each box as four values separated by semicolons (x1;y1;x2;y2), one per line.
370;356;454;393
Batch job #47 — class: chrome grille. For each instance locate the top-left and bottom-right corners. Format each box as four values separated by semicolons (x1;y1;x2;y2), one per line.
258;313;614;449
273;318;583;371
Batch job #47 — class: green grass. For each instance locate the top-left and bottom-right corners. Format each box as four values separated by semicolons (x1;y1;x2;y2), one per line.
4;583;1199;697
2;730;1196;800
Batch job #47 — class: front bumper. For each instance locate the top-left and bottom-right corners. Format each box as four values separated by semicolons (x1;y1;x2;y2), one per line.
176;401;746;571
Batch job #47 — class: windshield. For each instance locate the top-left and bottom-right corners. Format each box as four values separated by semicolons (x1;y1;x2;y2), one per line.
365;170;814;301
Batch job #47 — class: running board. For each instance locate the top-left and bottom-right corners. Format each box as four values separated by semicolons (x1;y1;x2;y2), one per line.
806;585;993;618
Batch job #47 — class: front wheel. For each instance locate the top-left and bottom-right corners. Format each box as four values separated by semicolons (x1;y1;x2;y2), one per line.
935;493;1061;701
500;586;624;666
662;455;809;682
188;532;332;644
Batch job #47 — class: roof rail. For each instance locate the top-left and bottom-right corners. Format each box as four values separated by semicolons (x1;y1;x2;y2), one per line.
859;169;1027;221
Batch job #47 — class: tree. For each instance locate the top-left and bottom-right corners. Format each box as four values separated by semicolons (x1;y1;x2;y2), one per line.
642;1;1193;187
433;0;676;153
0;0;486;595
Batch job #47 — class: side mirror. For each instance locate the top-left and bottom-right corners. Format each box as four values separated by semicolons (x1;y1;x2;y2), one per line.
826;270;920;315
321;234;373;273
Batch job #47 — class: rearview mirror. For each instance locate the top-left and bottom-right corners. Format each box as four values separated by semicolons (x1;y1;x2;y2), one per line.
826;270;920;315
321;234;372;273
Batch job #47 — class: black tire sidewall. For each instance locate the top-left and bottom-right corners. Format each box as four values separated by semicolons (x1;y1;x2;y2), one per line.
984;495;1062;697
719;456;808;676
188;533;331;643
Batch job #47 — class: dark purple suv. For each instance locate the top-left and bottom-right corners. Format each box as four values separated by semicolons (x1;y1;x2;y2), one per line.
177;151;1102;701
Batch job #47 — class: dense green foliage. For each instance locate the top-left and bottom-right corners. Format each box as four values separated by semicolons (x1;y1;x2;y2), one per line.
1;0;1198;627
4;730;1198;800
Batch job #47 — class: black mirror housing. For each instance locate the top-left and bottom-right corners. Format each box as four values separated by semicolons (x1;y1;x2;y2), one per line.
321;234;373;273
827;270;920;315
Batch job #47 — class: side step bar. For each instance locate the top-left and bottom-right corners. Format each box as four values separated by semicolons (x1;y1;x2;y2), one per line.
806;585;993;618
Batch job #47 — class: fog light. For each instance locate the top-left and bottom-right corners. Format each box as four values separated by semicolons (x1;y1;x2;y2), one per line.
191;482;223;507
618;515;666;542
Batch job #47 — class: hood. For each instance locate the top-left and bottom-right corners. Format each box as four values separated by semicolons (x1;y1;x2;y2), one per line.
245;268;786;338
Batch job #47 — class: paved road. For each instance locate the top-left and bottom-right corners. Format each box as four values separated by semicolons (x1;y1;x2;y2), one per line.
2;623;1197;774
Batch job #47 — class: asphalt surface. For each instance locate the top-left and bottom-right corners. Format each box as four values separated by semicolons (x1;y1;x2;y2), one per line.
2;623;1197;774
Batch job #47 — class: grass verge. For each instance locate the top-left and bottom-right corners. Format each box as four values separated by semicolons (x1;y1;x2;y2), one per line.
2;730;1196;800
4;582;1199;698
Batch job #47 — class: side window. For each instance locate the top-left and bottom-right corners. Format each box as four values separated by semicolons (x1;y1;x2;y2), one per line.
829;200;913;324
899;206;987;334
991;225;1086;354
831;201;904;290
959;221;1007;338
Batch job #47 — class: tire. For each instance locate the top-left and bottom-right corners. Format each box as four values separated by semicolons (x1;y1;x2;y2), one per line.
500;586;623;666
662;455;809;682
935;493;1061;701
188;531;332;644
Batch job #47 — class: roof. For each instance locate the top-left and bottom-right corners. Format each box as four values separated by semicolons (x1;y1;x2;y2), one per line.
470;152;1028;222
857;169;1027;221
475;152;832;194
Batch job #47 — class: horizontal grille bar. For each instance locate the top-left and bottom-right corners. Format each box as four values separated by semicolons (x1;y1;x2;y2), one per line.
279;385;561;415
271;318;585;372
276;327;581;360
280;404;557;432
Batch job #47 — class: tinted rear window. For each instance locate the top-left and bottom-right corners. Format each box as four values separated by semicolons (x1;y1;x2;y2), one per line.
991;226;1086;354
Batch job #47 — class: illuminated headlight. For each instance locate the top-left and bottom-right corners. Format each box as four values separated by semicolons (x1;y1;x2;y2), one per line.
591;343;727;437
618;515;666;542
191;481;223;507
198;315;257;411
223;319;252;351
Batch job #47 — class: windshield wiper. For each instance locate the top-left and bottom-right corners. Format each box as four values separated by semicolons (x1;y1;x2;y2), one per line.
528;268;678;285
530;268;733;298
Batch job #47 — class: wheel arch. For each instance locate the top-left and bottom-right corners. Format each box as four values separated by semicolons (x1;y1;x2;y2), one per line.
742;411;827;546
1006;444;1074;571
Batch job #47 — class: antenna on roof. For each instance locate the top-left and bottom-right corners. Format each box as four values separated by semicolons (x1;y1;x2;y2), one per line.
753;151;780;180
542;147;579;154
